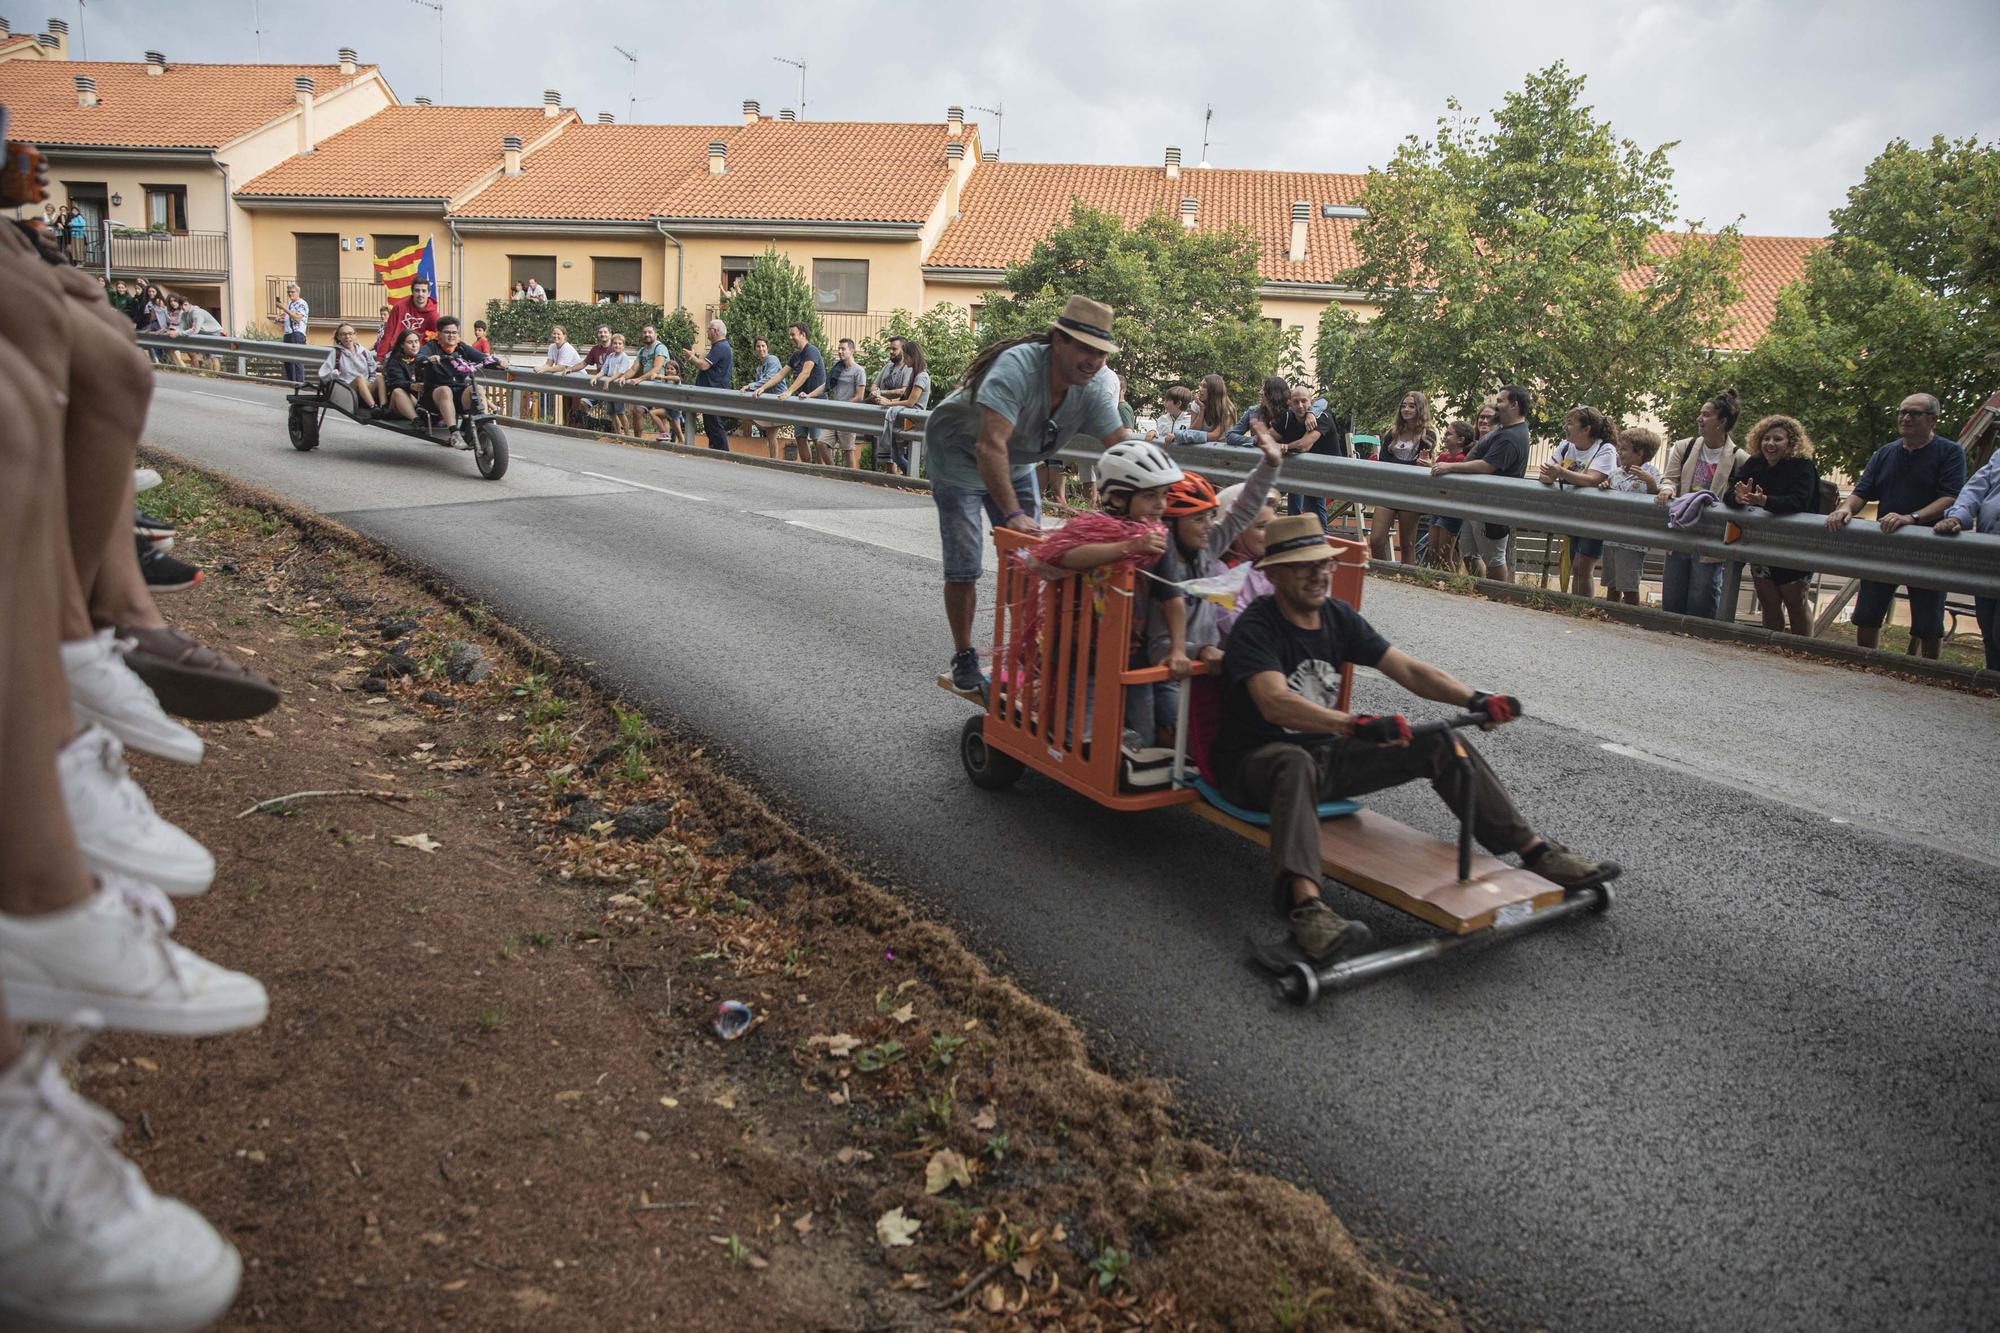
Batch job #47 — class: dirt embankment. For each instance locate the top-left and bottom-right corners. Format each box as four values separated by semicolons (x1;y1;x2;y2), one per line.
93;452;1462;1331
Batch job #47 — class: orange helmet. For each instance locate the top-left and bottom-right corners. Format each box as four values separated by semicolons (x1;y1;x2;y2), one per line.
1163;471;1220;517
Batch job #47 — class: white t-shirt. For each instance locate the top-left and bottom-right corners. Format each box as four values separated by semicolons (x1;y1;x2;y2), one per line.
1552;437;1616;488
1150;409;1190;443
544;341;581;371
1383;431;1429;463
1608;460;1659;496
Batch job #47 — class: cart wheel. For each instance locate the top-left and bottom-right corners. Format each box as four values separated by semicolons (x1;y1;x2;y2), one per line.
960;715;1024;791
473;420;509;480
287;404;320;452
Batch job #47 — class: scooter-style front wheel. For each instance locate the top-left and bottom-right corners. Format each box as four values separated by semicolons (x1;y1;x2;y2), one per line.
473;420;509;480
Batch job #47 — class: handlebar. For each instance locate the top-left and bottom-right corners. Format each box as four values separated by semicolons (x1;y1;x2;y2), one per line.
1409;709;1510;737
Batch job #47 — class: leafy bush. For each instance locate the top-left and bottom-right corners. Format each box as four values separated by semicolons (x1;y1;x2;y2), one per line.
714;248;824;388
236;319;288;378
483;299;697;356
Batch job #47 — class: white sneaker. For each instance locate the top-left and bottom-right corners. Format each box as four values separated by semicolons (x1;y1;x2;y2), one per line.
133;466;162;492
59;727;214;897
61;629;203;765
0;876;266;1036
0;1021;242;1332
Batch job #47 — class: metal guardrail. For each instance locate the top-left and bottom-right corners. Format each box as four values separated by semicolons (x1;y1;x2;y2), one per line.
1056;441;2000;601
137;334;2000;599
136;331;933;469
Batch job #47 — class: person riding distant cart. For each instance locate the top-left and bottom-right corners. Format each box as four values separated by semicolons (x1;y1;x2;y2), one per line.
414;316;501;439
925;295;1136;692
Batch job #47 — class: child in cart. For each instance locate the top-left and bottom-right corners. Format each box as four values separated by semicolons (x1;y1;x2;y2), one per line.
1134;419;1285;743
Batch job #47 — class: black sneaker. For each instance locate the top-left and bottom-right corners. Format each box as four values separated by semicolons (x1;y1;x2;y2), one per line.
133;508;174;553
138;545;203;592
949;648;984;693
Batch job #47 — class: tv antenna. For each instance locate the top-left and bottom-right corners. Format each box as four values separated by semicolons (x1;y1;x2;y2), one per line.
970;102;1003;158
773;56;806;119
612;44;639;121
1198;104;1215;167
409;0;444;101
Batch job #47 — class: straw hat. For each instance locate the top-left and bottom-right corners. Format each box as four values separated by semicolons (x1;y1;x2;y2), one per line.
1049;295;1119;354
1254;514;1334;569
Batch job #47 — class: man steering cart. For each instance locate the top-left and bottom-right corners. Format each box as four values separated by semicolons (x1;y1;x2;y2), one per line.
1216;514;1619;962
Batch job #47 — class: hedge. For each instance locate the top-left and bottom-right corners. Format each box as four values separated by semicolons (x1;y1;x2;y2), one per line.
483;299;698;355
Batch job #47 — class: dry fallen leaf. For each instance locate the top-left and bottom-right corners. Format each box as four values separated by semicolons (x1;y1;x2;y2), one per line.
971;1104;998;1132
888;1003;916;1026
892;1272;930;1291
791;1212;813;1236
924;1149;973;1195
248;723;274;738
441;1279;468;1292
713;1093;736;1111
659;1097;680;1109
983;1284;1007;1313
553;1090;583;1103
131;1056;159;1074
835;1147;873;1166
421;1231;448;1247
808;1033;863;1058
391;832;442;854
874;1207;920;1248
588;820;616;836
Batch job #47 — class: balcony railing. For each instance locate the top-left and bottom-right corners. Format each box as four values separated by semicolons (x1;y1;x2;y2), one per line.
264;275;454;326
88;227;228;278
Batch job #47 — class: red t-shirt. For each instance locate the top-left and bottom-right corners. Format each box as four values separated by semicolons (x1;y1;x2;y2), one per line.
473;336;491;355
374;297;439;360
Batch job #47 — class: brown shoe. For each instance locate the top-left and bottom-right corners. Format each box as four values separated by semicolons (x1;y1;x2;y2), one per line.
1289;899;1373;963
1528;841;1619;889
117;624;281;722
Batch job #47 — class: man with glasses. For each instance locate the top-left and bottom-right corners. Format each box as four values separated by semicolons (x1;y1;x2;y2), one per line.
1825;392;1966;658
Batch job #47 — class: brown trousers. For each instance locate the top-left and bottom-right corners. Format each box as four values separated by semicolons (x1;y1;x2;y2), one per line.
1222;732;1534;901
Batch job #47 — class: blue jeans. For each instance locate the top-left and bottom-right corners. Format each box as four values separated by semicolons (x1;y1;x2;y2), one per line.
1977;597;1997;671
1661;553;1723;618
283;329;306;383
1287;492;1327;525
933;473;1041;583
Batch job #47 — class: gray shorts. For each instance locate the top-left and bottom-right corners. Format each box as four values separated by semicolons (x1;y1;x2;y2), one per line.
933;474;1041;583
1602;544;1647;593
1462;522;1511;568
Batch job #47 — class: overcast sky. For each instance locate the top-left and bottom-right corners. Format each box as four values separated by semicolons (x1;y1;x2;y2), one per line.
44;0;2000;235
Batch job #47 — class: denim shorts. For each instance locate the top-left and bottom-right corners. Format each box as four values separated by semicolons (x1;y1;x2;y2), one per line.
1570;536;1605;559
1430;514;1463;534
934;474;1041;583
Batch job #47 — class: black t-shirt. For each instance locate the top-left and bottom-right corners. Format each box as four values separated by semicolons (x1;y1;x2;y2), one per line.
1469;420;1529;478
787;342;827;395
1214;594;1390;781
1280;407;1347;457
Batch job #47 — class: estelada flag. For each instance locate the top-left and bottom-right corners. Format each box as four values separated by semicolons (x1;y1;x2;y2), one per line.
374;238;436;301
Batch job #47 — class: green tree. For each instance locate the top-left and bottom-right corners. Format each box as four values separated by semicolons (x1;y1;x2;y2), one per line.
1333;61;1742;428
717;248;825;388
855;303;981;400
1719;135;2000;475
973;202;1284;408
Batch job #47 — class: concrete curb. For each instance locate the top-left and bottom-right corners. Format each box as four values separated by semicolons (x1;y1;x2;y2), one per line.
1373;561;2000;693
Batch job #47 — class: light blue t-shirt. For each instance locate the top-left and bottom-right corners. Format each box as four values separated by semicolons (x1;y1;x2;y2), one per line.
924;343;1122;489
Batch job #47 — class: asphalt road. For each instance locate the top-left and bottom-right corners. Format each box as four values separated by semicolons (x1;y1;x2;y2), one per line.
146;377;2000;1332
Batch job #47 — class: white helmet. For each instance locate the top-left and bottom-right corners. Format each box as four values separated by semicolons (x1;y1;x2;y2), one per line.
1093;440;1184;493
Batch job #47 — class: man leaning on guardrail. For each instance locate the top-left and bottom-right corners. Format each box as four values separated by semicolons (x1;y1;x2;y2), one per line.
1934;447;2000;670
1824;392;1966;660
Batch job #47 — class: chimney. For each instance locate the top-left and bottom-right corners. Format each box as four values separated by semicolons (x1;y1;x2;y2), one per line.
543;88;561;117
0;19;10;36
36;31;56;50
43;15;65;57
742;99;760;126
294;75;317;154
1179;197;1198;231
413;95;432;105
707;140;726;176
986;148;999;161
74;73;97;108
144;50;166;75
1164;146;1181;181
777;107;795;122
945;140;965;218
1287;200;1309;263
502;134;523;175
597;112;614;124
947;105;964;139
338;46;358;76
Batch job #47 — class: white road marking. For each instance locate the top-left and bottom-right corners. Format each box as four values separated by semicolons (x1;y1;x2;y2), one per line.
578;471;710;502
179;388;266;405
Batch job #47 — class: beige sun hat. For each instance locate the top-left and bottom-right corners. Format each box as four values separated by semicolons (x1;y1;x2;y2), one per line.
1253;513;1335;569
1049;295;1119;354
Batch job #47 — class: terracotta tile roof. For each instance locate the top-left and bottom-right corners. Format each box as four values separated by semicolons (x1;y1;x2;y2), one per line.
925;162;1371;282
0;59;375;150
239;105;569;199
452;120;959;223
1717;233;1822;350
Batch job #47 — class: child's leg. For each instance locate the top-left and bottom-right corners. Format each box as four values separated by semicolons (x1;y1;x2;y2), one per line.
1122;680;1154;746
1152;678;1182;747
